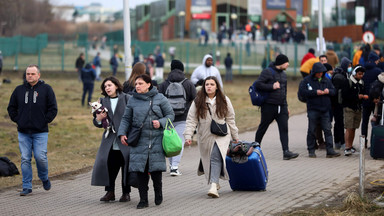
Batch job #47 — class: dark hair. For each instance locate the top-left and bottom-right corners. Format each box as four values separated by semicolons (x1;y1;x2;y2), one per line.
194;76;228;119
319;55;327;59
128;62;146;86
100;76;123;96
308;48;315;54
135;74;153;90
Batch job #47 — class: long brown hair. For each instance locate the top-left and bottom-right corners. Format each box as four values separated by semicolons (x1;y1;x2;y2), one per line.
195;76;228;119
128;62;146;86
100;76;123;96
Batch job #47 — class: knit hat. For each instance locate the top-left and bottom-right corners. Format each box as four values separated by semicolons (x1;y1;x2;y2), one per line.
323;63;333;71
311;62;327;73
275;54;289;66
368;51;380;62
171;59;184;72
308;48;315;54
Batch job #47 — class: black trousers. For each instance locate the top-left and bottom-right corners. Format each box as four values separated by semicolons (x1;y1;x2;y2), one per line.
361;103;375;140
105;150;131;194
137;159;162;201
332;103;345;144
255;103;289;151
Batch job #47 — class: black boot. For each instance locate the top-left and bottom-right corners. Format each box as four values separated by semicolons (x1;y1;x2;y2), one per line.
137;200;149;209
137;188;149;209
283;150;299;160
155;190;163;205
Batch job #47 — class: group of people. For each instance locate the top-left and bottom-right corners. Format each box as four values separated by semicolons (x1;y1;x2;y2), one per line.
298;44;384;157
11;46;384;209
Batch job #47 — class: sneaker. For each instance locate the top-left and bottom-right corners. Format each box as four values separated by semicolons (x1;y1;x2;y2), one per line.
42;179;51;191
20;188;32;196
283;150;299;160
170;169;182;176
351;147;357;153
344;149;352;156
326;150;341;158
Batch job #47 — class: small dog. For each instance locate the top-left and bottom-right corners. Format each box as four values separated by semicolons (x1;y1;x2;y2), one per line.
89;100;115;138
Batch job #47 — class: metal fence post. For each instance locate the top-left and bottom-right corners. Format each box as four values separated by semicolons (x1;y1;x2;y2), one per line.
294;42;298;77
239;42;243;75
14;39;19;71
37;37;41;68
61;40;65;71
359;135;366;198
266;42;270;67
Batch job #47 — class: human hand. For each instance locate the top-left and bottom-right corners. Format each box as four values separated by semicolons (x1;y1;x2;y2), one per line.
273;81;280;89
152;120;160;129
323;88;329;94
96;111;107;122
358;94;364;99
317;90;323;95
363;95;369;100
120;135;128;146
185;139;192;146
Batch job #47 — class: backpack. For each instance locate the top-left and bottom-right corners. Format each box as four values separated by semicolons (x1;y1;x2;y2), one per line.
165;78;187;115
109;57;113;65
249;68;275;106
297;79;308;103
0;157;20;177
332;67;348;105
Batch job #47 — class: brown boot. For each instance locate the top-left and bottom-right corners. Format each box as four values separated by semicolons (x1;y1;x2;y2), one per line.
119;193;131;202
100;191;115;202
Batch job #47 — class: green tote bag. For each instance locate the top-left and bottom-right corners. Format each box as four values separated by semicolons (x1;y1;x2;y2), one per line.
162;118;182;157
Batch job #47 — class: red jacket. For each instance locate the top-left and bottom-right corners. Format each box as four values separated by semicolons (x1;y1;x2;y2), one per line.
301;52;316;66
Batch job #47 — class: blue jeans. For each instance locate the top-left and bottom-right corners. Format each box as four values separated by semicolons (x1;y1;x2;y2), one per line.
18;132;49;189
306;110;333;153
169;121;185;169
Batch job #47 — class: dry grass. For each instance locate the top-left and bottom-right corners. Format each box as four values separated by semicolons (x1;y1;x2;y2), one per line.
0;71;305;190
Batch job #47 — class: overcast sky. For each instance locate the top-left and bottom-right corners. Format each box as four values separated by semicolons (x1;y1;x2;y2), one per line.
50;0;157;10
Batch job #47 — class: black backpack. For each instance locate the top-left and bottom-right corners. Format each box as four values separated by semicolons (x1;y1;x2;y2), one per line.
297;79;308;103
0;157;20;177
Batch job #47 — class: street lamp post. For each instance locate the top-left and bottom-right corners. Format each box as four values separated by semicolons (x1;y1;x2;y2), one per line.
302;16;311;44
178;11;185;41
231;13;238;42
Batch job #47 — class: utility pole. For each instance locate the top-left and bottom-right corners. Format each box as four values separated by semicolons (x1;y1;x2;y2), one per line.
123;0;132;81
318;0;324;55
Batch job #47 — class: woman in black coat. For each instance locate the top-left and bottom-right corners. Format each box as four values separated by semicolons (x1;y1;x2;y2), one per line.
92;76;132;202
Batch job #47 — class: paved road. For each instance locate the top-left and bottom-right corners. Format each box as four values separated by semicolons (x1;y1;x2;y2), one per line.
1;113;383;215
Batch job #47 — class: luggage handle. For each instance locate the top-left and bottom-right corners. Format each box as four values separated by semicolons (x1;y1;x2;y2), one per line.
381;100;384;126
254;148;268;182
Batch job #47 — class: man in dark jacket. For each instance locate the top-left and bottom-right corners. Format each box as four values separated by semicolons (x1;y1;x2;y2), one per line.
342;66;368;156
75;53;85;80
361;52;381;147
81;63;96;106
331;57;352;149
7;64;58;196
255;54;299;160
155;53;165;80
224;53;233;83
299;62;340;158
110;53;119;76
158;59;196;175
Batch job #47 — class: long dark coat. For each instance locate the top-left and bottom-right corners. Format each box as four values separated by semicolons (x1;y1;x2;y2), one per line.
91;93;130;186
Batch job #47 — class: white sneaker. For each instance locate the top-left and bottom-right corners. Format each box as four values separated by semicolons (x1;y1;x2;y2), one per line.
344;149;352;156
208;183;219;198
170;169;182;176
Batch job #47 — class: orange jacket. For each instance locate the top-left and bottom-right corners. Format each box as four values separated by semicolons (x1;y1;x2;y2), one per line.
353;50;362;66
300;57;320;74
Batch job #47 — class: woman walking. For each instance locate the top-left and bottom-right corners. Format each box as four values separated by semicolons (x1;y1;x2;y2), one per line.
184;76;239;198
91;76;132;202
118;74;174;209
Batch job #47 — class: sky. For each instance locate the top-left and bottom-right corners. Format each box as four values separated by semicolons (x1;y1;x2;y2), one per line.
50;0;157;10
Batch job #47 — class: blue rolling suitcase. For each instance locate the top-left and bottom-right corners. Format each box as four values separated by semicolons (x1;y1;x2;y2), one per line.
226;146;268;191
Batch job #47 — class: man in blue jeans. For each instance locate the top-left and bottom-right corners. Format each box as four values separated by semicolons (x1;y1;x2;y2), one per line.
299;62;341;158
7;64;58;196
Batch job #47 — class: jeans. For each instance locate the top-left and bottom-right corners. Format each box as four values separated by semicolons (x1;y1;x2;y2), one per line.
169;121;185;169
306;110;334;153
18;132;49;189
82;82;94;106
210;143;223;184
255;104;289;151
95;66;101;81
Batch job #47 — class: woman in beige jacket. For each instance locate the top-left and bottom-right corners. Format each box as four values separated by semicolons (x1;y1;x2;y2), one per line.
184;76;239;198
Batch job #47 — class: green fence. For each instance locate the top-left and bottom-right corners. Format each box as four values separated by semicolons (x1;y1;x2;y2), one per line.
0;34;378;76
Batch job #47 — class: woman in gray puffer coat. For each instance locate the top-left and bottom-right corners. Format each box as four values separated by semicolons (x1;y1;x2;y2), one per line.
118;74;174;209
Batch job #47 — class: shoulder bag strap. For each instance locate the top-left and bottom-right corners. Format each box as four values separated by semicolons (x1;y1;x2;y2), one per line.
139;98;153;128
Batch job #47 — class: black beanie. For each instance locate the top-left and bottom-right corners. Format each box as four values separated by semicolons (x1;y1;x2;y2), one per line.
323;63;333;71
275;54;289;66
171;59;184;72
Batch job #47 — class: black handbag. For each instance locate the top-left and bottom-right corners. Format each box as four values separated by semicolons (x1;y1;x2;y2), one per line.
127;99;153;147
207;103;228;136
